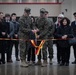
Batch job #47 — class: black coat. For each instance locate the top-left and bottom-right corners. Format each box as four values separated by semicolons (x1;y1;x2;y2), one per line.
0;20;9;53
3;21;10;36
54;23;60;44
55;25;73;47
0;21;8;38
71;21;76;37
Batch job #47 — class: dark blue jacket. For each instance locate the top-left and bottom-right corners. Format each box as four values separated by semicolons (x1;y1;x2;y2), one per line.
71;21;76;37
9;21;19;38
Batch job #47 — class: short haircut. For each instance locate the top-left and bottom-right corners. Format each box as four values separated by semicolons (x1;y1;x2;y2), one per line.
5;13;10;17
11;13;16;17
60;17;70;26
0;12;3;14
45;11;49;14
24;8;31;13
73;12;76;16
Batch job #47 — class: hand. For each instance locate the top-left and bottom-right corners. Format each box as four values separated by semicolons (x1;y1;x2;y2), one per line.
64;35;67;38
62;36;65;39
36;29;39;32
2;32;6;36
32;29;37;33
15;34;18;38
36;35;40;39
7;35;10;38
62;35;67;39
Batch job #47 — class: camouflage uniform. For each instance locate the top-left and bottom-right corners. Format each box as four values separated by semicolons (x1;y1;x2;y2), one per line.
47;18;55;61
18;8;33;62
36;8;51;61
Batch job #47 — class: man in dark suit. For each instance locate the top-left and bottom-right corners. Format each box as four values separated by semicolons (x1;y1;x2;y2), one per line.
71;12;76;64
0;12;8;64
4;14;12;62
9;13;20;62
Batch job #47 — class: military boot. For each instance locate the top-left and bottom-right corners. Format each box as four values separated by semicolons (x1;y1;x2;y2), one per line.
41;60;47;67
49;59;53;65
20;61;28;67
36;60;41;65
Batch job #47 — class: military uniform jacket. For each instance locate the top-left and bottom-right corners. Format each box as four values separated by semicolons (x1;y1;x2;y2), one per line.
19;15;33;39
36;17;52;39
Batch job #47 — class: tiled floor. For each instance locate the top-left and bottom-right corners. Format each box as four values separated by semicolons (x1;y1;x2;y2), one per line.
0;45;76;75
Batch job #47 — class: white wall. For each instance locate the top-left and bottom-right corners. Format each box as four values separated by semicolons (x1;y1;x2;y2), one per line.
0;3;61;16
61;0;76;21
61;0;72;20
72;0;76;21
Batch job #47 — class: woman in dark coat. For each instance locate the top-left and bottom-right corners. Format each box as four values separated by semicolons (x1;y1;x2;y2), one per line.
54;14;64;64
56;17;73;66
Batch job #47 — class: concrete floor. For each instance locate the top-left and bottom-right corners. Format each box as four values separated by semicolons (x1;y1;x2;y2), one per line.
0;45;76;75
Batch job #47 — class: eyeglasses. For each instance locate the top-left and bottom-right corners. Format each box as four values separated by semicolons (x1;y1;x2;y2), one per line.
58;17;63;19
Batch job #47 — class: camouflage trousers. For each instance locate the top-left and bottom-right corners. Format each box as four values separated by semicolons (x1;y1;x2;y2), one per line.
19;40;29;61
42;41;47;60
38;40;53;61
47;40;53;60
37;41;47;61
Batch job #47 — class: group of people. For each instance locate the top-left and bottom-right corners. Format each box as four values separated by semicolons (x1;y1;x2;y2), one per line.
55;13;76;66
0;7;76;67
0;12;20;64
19;7;54;67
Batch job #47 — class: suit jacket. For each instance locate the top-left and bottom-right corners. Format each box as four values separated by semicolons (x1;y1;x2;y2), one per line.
0;20;8;38
71;21;76;37
9;21;19;38
3;20;10;36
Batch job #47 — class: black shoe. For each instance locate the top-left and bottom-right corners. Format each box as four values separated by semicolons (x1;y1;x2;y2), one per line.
16;58;20;61
50;63;52;65
0;62;1;64
32;61;36;66
7;59;13;63
58;62;60;65
65;63;69;66
36;61;41;65
2;61;5;64
72;61;76;64
60;63;65;66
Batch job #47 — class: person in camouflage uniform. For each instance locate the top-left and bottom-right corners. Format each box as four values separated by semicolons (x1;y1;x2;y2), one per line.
36;8;52;67
45;11;55;65
18;7;37;67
